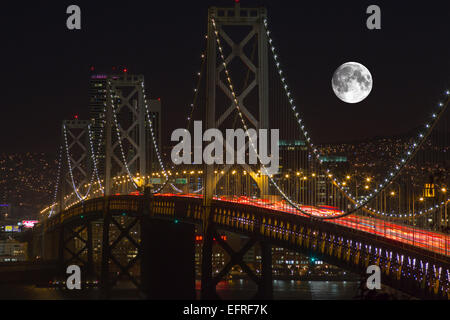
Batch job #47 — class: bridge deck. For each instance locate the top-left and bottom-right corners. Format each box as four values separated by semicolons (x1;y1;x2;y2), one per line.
159;194;450;257
34;193;450;299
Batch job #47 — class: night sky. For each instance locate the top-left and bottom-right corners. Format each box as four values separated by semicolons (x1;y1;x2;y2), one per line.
0;0;448;154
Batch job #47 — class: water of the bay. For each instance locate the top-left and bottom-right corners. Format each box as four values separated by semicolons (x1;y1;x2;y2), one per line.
0;280;366;300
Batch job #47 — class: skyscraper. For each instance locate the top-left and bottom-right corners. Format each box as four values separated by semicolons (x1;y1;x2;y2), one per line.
89;74;108;177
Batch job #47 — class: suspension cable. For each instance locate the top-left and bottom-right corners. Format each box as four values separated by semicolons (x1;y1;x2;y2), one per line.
48;145;63;217
167;38;207;194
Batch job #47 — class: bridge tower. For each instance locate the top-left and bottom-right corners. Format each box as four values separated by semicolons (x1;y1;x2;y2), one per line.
105;74;148;195
60;119;94;210
202;2;272;299
204;2;270;201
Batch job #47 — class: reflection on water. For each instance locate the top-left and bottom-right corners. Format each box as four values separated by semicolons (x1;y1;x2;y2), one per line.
0;280;361;300
194;280;361;300
212;280;360;300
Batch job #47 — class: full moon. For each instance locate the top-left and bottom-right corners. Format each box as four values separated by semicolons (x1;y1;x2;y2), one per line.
332;62;373;103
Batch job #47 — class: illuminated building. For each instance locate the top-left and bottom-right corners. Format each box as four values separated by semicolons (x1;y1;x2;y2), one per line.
0;239;27;262
0;204;11;220
278;140;308;172
89;74;108;176
271;247;307;277
319;155;348;163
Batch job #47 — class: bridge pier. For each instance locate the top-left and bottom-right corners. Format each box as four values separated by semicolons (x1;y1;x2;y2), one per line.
200;220;220;300
86;221;94;281
57;225;65;277
40;228;59;261
255;241;273;299
141;218;196;299
100;206;111;297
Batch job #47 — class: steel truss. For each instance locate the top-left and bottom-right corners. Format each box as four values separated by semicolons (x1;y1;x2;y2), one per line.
61;120;93;209
202;226;273;299
105;74;147;195
58;219;94;282
100;210;143;295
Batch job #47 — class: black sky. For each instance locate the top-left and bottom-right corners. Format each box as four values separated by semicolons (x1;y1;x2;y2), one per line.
0;0;448;154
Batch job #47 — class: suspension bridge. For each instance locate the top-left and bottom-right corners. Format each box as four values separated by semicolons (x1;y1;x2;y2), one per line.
26;3;449;299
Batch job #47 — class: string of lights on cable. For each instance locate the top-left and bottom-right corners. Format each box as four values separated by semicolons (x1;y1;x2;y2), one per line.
186;44;206;132
164;35;207;194
48;145;63;217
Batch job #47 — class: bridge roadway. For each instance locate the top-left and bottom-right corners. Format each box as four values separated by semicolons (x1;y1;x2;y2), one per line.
213;195;450;257
159;194;450;257
37;193;450;299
